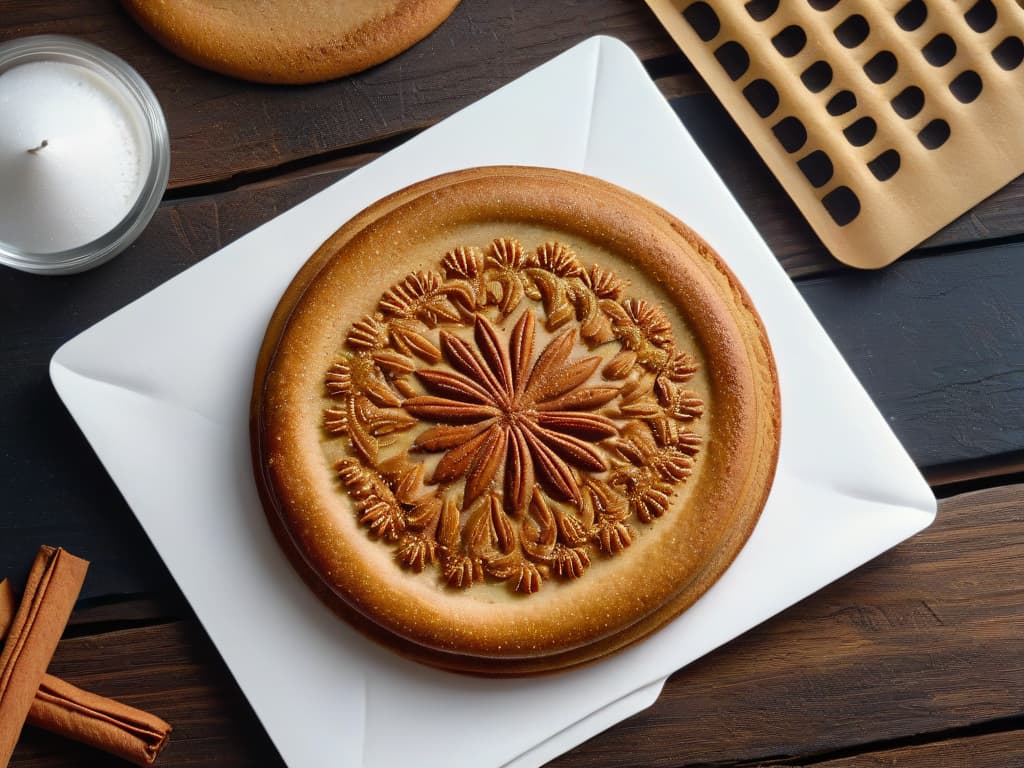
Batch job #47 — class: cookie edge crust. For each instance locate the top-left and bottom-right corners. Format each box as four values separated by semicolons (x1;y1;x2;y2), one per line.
121;0;462;84
250;166;780;674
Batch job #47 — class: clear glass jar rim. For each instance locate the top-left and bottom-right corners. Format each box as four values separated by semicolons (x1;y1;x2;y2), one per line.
0;35;170;275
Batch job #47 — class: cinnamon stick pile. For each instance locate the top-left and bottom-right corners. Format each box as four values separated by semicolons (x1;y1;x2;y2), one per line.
0;546;171;767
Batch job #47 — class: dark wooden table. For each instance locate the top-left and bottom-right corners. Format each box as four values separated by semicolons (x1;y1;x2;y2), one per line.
2;2;1022;766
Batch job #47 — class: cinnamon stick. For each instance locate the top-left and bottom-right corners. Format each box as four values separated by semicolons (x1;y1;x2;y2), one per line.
0;546;88;767
0;581;14;638
0;581;14;644
30;677;171;766
0;575;171;767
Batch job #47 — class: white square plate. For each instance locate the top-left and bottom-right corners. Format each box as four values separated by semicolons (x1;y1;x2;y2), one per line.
51;37;935;768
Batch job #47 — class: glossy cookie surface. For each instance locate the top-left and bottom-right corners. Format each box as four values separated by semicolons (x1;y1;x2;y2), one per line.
251;166;780;674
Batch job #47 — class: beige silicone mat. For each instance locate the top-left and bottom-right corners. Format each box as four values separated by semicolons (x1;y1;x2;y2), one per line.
646;0;1024;268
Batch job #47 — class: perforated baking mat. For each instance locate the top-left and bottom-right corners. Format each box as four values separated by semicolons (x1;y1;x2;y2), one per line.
645;0;1024;268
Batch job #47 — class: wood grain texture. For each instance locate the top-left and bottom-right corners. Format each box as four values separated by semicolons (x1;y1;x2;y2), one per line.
928;453;1024;490
791;730;1024;768
0;0;674;187
5;484;1022;767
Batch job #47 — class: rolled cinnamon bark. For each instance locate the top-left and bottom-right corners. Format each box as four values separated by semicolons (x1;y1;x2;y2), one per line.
0;547;88;767
0;554;171;767
0;581;14;636
30;676;171;766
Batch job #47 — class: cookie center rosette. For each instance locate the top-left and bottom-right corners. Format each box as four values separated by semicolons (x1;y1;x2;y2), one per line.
326;238;705;595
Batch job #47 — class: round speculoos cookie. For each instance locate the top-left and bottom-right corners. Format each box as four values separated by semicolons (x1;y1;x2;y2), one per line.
251;166;780;675
121;0;462;84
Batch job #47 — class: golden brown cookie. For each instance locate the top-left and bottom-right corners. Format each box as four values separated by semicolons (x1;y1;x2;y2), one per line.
251;166;780;675
121;0;462;84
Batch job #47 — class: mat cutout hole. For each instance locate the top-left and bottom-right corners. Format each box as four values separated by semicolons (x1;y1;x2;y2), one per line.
743;78;780;117
808;0;839;11
964;0;997;33
891;86;925;118
868;149;901;181
715;41;751;80
923;33;957;66
835;15;870;48
773;25;807;57
949;70;983;103
992;37;1024;70
844;116;877;147
822;186;860;226
895;0;928;31
801;60;833;92
827;90;857;116
798;150;834;188
772;116;807;153
745;0;779;21
864;51;898;83
918;118;951;149
683;2;720;41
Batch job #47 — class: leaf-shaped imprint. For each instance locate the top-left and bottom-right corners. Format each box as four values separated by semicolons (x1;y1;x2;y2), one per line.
488;237;525;270
491;272;525;317
406;495;442;531
622;299;673;349
529;270;575;330
553;505;590;548
530;241;583;277
396;533;436;571
666;388;705;421
323;239;704;592
389;320;442;362
359;500;405;540
603;351;638;380
652;450;694;482
323;405;347;435
663;350;699;383
326;359;352;396
392;460;427;505
362;378;403;408
489;553;543;594
513;562;543;593
345;397;379;462
443;554;484;588
595;519;634;554
376;270;468;327
347;314;390;350
354;396;416;437
626;474;673;524
553;546;590;579
373;350;415;377
443;246;485;279
584;264;626;299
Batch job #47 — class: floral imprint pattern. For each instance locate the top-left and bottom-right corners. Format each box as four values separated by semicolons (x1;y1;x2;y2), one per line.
324;238;704;593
